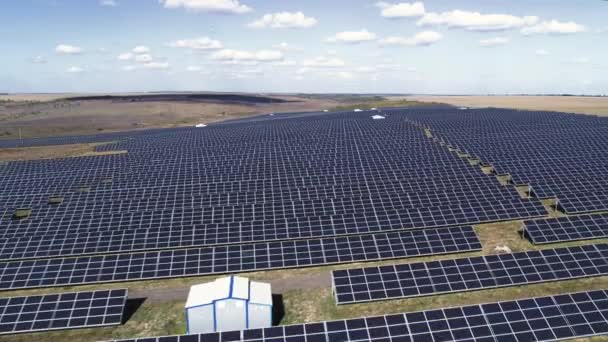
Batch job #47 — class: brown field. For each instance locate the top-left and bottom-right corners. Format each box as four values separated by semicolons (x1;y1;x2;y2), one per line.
404;95;608;116
0;94;339;140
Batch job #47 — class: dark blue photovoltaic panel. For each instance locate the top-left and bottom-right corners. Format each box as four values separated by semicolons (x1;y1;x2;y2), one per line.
332;244;608;304
0;107;551;264
0;226;481;290
524;213;608;244
0;289;126;335
108;289;608;342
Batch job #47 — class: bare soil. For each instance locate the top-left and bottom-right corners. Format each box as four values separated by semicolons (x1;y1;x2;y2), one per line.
404;95;608;116
0;94;338;140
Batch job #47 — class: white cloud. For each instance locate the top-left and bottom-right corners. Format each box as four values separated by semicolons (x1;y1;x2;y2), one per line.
122;65;136;71
186;66;202;71
135;54;153;63
521;20;586;35
573;57;590;64
167;37;223;50
356;66;377;73
67;66;84;73
160;0;252;14
296;67;311;75
380;31;442;46
376;2;425;18
326;71;355;79
31;56;47;64
272;42;303;52
100;0;117;6
117;52;134;61
211;49;283;62
418;10;539;32
302;56;346;68
535;49;549;56
133;46;150;54
326;29;377;44
55;44;83;55
248;12;317;29
479;37;510;47
272;60;297;66
143;62;170;69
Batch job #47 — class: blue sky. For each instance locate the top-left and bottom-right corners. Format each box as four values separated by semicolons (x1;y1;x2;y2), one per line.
1;0;606;94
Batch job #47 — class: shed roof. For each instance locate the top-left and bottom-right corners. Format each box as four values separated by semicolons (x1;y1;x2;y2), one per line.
249;281;273;306
185;276;267;308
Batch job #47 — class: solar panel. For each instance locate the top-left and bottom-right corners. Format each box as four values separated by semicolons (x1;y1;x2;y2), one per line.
107;289;608;342
332;244;608;304
0;289;127;335
0;108;551;268
0;226;481;291
524;213;608;244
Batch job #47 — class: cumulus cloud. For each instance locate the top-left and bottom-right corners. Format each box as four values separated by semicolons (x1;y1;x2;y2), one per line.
356;66;377;73
272;42;303;52
521;20;586;35
135;54;153;63
117;52;134;61
55;44;83;55
479;37;510;47
186;66;202;71
248;12;317;29
31;56;47;64
272;60;297;66
326;29;377;44
302;56;346;68
211;49;283;62
418;10;539;32
159;0;252;14
67;66;84;73
122;65;136;71
133;46;150;54
100;0;117;6
376;2;425;18
143;62;170;69
573;57;590;64
167;37;223;50
379;31;442;46
326;71;355;79
535;49;549;56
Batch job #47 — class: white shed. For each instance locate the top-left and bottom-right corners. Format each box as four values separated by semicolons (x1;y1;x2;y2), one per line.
185;276;272;334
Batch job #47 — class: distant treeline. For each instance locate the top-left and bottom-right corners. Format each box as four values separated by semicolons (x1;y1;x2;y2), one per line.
62;93;292;104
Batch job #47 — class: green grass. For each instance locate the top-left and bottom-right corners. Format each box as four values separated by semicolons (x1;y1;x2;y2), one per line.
329;98;432;111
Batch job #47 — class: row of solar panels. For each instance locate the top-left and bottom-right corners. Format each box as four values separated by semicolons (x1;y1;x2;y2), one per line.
0;226;481;290
110;289;608;342
409;108;608;215
332;244;608;304
0;289;126;335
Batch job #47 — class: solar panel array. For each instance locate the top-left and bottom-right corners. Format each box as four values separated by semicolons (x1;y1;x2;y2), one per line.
332;244;608;304
0;108;548;290
524;213;608;244
110;289;608;342
403;107;608;215
0;289;126;335
0;226;480;290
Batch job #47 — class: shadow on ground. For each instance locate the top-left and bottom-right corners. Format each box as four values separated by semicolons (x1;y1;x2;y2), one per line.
123;297;147;324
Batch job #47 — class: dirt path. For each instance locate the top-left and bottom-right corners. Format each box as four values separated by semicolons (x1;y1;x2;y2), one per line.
129;271;332;303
